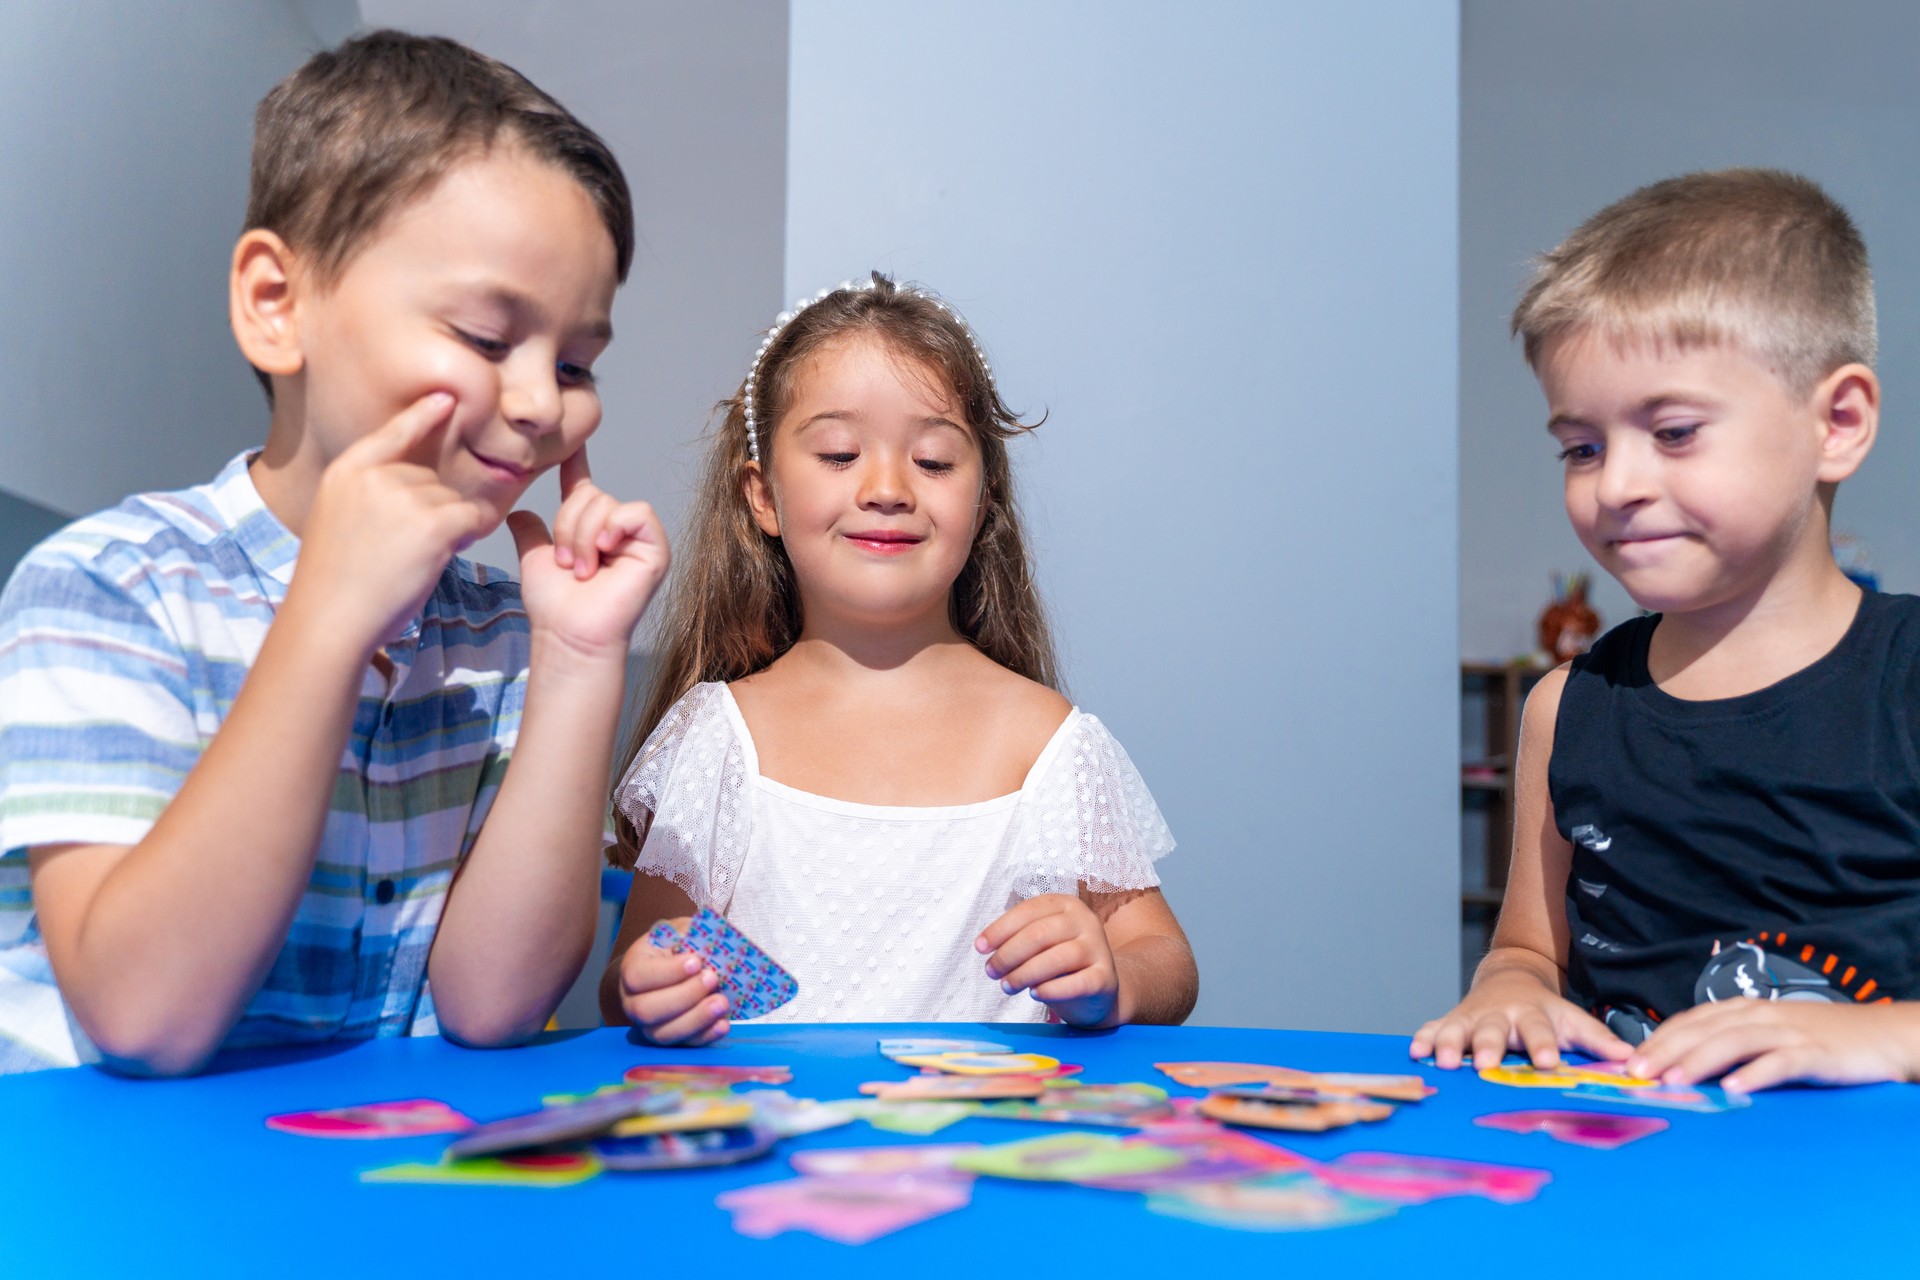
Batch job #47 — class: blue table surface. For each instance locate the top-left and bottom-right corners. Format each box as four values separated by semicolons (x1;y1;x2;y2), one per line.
3;1021;1917;1276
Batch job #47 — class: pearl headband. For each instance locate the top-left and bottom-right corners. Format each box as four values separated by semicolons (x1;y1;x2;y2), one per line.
742;275;996;463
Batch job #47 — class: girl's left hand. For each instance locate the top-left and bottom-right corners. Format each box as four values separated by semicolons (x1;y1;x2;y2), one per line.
508;446;671;659
976;894;1120;1028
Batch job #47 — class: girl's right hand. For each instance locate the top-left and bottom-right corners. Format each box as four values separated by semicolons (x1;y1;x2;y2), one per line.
615;918;731;1045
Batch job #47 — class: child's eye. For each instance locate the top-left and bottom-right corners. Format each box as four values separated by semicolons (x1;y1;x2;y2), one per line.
1654;424;1700;447
816;452;858;468
558;361;597;389
454;327;509;358
1556;442;1600;465
916;458;957;476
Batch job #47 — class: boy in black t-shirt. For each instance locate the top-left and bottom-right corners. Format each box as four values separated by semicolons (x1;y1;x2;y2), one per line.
1413;169;1920;1093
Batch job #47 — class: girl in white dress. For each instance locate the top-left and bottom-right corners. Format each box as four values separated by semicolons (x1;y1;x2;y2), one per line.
599;274;1197;1041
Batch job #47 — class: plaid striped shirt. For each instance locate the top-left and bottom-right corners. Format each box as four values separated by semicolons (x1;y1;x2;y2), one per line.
0;452;526;1072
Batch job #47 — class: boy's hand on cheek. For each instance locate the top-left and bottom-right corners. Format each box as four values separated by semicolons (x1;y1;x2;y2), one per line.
296;391;490;648
976;895;1120;1028
618;920;729;1046
509;446;670;661
1626;1000;1918;1093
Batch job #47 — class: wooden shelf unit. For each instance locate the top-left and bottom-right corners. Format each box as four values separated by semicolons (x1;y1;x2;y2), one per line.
1459;662;1548;927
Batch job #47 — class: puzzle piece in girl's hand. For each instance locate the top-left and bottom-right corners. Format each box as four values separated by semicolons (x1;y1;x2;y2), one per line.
1475;1109;1669;1149
717;1175;973;1245
649;909;798;1020
267;1098;474;1138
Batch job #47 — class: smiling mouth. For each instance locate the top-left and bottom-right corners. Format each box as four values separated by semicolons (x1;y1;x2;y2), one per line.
844;531;923;553
468;447;532;481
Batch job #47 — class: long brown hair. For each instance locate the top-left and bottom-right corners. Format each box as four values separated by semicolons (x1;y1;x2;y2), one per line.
610;274;1056;860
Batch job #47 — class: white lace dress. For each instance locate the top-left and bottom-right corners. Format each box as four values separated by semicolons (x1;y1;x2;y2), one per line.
611;682;1174;1023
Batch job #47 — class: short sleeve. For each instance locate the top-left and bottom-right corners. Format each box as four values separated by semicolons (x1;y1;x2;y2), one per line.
0;544;202;862
608;683;751;910
1010;712;1174;899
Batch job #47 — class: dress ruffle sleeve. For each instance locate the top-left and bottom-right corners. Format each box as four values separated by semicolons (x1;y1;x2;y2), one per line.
608;683;751;911
1009;713;1174;900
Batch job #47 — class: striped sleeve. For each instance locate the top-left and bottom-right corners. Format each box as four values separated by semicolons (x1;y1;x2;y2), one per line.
0;538;202;863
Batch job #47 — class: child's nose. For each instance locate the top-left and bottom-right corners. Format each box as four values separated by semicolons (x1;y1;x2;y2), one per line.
857;455;914;511
1594;442;1656;510
500;362;564;435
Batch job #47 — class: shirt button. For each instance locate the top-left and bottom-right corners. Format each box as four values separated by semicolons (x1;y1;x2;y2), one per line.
374;879;396;905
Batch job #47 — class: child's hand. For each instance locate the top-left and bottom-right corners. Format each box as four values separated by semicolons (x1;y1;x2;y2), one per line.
1410;965;1630;1069
508;446;670;661
614;918;730;1046
294;392;492;650
976;894;1120;1028
1625;1000;1920;1093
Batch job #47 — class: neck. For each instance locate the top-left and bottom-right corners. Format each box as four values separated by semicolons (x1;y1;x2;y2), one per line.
782;608;974;681
249;395;325;538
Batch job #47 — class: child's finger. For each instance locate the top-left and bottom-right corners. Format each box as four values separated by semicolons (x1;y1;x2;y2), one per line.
1562;1008;1633;1061
569;490;620;577
623;966;716;1032
974;894;1067;955
1029;966;1107;1004
557;442;594;499
598;500;663;553
549;479;599;570
1660;1023;1788;1087
505;510;553;566
1514;1010;1562;1068
644;991;731;1046
1469;1018;1515;1070
996;939;1090;995
1722;1047;1812;1094
342;391;455;468
619;941;704;998
1409;1021;1441;1059
982;906;1079;978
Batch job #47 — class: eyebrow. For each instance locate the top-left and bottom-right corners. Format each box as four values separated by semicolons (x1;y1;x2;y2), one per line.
1546;393;1715;432
461;284;613;343
794;411;971;436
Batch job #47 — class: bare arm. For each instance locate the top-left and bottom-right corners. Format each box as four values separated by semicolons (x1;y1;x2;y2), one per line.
1410;666;1629;1068
428;454;668;1045
1092;887;1198;1026
597;867;697;1026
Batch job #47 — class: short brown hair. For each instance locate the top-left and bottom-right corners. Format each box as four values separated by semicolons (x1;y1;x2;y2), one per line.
610;274;1057;864
1512;168;1875;394
244;29;634;391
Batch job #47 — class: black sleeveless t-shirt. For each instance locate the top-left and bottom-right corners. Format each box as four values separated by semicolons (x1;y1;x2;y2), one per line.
1551;590;1920;1043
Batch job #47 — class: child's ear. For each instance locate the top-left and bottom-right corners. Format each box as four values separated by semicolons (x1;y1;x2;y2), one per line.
229;229;305;381
1814;362;1879;484
743;460;781;537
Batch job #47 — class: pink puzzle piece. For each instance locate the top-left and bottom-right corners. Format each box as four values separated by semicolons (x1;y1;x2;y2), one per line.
267;1098;475;1139
717;1176;972;1244
1317;1152;1550;1205
1475;1109;1669;1150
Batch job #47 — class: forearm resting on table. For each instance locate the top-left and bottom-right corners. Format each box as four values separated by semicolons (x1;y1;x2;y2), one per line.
27;597;367;1075
429;635;624;1045
1470;944;1566;995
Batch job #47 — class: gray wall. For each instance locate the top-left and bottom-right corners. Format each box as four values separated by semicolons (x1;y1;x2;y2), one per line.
1462;0;1920;660
357;0;790;578
788;0;1463;1033
0;2;327;522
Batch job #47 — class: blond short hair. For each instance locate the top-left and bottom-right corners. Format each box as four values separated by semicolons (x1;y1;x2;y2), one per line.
1512;168;1875;394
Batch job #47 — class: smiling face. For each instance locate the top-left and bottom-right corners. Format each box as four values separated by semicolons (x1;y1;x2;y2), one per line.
260;141;618;530
746;332;985;632
1539;330;1872;616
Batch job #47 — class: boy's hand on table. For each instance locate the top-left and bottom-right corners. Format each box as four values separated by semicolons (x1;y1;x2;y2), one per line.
1627;999;1920;1093
1411;966;1631;1070
296;392;491;648
977;894;1120;1028
617;917;730;1046
509;446;670;661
